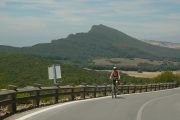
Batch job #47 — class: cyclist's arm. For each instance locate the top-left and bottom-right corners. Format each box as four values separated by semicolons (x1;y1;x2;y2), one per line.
118;71;121;80
109;71;113;79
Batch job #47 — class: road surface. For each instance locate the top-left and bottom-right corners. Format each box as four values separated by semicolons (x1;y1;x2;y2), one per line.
6;87;180;120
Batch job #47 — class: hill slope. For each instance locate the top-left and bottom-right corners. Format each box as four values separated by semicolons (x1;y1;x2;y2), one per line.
0;54;109;89
0;54;154;89
0;24;180;64
142;40;180;49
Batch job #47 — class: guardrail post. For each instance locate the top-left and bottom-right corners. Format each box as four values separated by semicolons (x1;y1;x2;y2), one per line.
165;83;168;89
127;85;130;94
161;83;163;90
71;86;75;101
162;83;164;90
119;85;123;94
83;85;86;99
33;83;41;107
169;83;172;89
150;84;153;91
145;84;148;92
158;83;161;90
168;83;171;89
175;82;178;88
8;85;17;114
155;84;157;91
160;83;162;90
173;83;175;88
54;84;59;104
169;83;171;88
133;85;136;93
140;85;142;93
163;83;165;89
94;85;97;98
165;83;166;89
161;83;163;89
104;83;107;96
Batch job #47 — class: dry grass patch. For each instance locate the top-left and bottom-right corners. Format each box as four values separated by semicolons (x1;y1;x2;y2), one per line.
93;58;162;66
121;71;162;78
121;71;180;78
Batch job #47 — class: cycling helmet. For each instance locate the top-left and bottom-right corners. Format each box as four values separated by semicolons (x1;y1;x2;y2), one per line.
113;66;117;70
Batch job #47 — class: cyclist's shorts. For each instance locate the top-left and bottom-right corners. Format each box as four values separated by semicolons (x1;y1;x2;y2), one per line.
112;78;119;85
112;77;119;81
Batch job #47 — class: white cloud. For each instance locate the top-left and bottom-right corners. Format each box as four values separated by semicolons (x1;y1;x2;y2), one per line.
0;13;48;33
167;13;180;21
0;0;6;7
0;0;180;46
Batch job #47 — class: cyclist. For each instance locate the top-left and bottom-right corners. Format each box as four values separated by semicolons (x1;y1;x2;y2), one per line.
109;66;120;98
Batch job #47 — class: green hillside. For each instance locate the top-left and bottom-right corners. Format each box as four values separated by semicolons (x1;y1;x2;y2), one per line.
0;53;109;89
0;24;180;65
0;53;157;89
0;53;178;89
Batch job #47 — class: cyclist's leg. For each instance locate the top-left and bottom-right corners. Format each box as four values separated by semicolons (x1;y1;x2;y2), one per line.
112;83;114;98
115;82;117;98
116;81;119;95
112;83;113;98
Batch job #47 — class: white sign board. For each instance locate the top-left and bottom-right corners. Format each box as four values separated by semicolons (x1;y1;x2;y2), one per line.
48;65;61;80
55;65;61;79
48;66;54;79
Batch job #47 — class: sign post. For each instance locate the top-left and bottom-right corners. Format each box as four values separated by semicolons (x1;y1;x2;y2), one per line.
48;65;61;84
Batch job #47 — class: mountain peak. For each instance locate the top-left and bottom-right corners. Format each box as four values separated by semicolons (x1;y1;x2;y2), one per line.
91;24;108;29
89;24;118;33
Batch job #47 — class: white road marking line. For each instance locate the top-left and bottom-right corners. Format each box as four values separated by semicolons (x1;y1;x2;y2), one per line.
136;94;179;120
15;96;111;120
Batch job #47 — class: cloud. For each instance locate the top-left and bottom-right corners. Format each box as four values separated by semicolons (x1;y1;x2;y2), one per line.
167;13;180;21
0;0;180;47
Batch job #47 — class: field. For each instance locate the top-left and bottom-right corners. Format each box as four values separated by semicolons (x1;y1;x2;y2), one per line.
121;71;180;78
93;58;162;66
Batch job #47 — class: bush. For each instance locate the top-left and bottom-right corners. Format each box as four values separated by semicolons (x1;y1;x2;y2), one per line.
154;71;178;83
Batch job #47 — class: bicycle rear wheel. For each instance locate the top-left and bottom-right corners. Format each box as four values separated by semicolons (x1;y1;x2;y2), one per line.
112;84;115;98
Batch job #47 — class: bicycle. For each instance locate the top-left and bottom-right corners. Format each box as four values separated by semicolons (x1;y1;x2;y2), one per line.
112;78;120;98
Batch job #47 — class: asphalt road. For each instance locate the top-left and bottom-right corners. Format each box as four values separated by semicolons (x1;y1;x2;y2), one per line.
6;88;180;120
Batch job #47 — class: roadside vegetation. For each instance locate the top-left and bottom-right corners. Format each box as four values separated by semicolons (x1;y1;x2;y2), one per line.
154;71;180;85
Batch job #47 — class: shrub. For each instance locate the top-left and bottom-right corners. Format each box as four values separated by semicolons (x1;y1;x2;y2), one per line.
154;71;178;83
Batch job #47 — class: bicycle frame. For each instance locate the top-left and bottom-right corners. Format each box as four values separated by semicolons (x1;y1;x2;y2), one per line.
112;80;119;98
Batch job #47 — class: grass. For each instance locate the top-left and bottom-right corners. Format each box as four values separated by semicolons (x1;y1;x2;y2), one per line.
121;71;162;78
93;58;163;66
121;70;180;78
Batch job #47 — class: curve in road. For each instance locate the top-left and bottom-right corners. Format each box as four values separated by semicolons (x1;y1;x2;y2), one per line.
6;88;180;120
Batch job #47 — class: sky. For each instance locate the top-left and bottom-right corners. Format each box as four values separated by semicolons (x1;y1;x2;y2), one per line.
0;0;180;47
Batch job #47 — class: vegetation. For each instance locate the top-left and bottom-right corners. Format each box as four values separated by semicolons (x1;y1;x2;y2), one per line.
120;71;180;85
154;71;180;85
0;55;179;89
89;60;180;72
0;53;108;89
0;53;146;89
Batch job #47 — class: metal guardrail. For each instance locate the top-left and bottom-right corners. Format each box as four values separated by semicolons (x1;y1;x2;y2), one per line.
0;82;177;119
